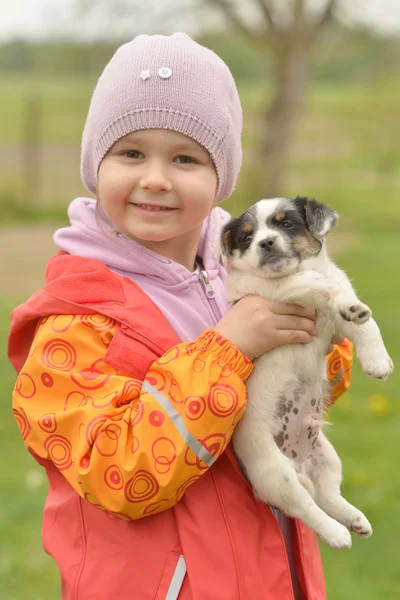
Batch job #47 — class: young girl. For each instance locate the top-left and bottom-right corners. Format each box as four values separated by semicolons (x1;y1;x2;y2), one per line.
8;33;352;600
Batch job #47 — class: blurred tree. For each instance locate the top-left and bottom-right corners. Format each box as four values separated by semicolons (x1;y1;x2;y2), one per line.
0;39;33;71
202;0;337;196
75;0;339;195
73;0;400;196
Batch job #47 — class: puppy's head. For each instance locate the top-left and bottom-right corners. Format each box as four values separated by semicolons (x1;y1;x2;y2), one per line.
220;196;338;278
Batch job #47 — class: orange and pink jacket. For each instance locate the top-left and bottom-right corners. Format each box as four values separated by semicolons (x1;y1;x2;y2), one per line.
8;199;352;600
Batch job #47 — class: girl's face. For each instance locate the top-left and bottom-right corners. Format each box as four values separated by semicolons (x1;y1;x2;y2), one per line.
97;129;218;268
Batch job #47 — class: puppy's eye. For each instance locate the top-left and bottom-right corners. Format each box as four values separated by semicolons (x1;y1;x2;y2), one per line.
243;233;253;244
282;221;293;229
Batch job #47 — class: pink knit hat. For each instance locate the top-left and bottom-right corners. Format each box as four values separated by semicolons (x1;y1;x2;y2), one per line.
81;33;243;202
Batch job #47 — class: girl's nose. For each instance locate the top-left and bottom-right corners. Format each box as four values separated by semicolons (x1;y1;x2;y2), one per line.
139;161;172;193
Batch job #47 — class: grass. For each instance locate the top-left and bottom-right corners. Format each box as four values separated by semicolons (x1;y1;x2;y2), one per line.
0;69;399;598
320;233;400;600
0;73;95;145
228;74;400;233
2;233;399;599
1;70;400;219
0;299;60;598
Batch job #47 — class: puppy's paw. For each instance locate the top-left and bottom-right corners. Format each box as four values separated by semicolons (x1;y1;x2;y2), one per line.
358;348;394;380
337;300;371;324
320;520;352;551
348;512;373;538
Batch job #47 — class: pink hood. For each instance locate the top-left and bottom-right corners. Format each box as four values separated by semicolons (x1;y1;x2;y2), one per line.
53;197;231;341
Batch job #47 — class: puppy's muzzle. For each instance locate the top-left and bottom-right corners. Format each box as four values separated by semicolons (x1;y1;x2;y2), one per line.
258;237;288;268
259;237;277;251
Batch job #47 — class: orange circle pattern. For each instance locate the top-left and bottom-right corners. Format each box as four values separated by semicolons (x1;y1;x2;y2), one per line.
13;316;256;520
38;412;57;433
15;372;36;399
156;346;181;365
124;470;159;503
143;499;169;516
44;434;73;471
207;384;239;418
328;356;342;379
129;400;144;427
176;475;202;502
70;368;110;390
104;464;124;490
116;379;142;408
41;339;77;372
41;372;54;387
152;437;176;475
13;407;32;440
51;315;76;333
184;395;206;421
80;314;115;333
94;423;121;457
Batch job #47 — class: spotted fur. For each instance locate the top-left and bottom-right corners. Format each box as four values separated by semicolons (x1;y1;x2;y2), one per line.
221;196;393;550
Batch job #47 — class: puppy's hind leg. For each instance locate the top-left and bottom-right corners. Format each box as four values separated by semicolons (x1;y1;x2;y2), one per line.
305;432;372;538
233;426;352;550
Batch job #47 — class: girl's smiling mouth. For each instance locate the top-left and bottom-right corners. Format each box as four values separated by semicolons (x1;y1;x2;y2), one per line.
130;202;177;213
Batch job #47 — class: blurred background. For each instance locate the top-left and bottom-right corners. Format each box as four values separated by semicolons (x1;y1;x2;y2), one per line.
0;0;399;598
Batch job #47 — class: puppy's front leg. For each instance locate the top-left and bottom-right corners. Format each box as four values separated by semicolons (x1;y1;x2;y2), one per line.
321;259;372;325
263;270;341;309
335;316;393;380
226;270;339;308
319;259;393;378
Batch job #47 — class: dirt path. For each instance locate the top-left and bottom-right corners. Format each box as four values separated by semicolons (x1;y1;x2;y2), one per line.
0;224;59;298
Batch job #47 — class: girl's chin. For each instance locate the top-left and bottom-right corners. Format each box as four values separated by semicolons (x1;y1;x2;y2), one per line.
122;230;175;244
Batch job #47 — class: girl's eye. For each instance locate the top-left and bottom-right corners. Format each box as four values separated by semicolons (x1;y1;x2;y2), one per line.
175;155;195;164
124;150;143;159
282;221;293;229
243;234;253;244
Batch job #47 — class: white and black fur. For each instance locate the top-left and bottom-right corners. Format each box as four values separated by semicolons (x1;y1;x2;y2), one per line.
220;196;394;550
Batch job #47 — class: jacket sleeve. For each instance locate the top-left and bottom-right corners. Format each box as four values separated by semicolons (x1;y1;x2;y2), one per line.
325;338;353;406
12;314;253;520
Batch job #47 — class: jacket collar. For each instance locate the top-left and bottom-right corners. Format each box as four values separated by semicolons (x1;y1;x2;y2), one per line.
54;198;230;286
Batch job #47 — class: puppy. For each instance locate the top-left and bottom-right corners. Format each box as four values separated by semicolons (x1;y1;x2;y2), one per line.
220;196;393;550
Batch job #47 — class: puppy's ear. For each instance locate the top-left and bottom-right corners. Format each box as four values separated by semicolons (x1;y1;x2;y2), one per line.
294;196;338;239
217;219;235;269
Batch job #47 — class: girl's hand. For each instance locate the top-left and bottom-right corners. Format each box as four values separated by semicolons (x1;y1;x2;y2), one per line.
326;335;345;355
215;295;316;361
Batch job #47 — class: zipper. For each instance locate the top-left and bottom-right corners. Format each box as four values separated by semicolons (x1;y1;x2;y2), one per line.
196;259;222;325
199;269;215;299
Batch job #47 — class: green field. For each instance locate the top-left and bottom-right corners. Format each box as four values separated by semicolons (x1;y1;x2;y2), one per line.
1;71;400;229
1;70;399;599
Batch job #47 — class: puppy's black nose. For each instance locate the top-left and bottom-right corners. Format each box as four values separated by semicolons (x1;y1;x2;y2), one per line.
259;237;276;251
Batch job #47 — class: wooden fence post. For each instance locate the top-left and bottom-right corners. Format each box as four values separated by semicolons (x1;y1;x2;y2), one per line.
23;95;42;206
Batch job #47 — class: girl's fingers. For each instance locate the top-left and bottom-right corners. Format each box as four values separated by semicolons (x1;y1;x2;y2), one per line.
326;335;345;355
277;329;314;345
276;315;316;336
268;302;316;320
